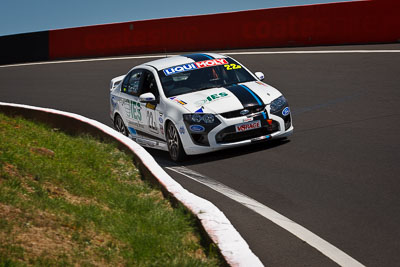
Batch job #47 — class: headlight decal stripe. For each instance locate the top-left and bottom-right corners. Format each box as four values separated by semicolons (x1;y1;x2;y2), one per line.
225;84;264;109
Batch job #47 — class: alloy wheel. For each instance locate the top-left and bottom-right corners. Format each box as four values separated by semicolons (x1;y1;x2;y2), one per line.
115;115;128;136
167;123;180;160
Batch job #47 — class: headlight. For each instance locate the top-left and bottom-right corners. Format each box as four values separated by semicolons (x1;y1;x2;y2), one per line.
183;113;217;124
192;114;203;123
203;114;215;124
270;96;288;113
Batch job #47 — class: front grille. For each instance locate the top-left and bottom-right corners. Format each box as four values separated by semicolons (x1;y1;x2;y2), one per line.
220;105;265;119
216;121;280;144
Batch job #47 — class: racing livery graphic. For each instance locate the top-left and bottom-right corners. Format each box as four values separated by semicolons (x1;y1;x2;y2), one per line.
110;53;293;161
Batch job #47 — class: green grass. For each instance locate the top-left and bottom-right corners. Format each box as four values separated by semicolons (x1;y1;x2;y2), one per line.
0;113;221;266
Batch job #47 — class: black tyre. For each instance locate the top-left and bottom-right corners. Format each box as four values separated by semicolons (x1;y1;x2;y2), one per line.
114;114;129;136
166;122;186;162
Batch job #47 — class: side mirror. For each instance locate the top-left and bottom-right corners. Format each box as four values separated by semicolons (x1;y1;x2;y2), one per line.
255;72;265;81
139;92;156;103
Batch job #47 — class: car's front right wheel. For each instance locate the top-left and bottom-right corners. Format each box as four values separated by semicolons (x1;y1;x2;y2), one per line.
166;122;186;162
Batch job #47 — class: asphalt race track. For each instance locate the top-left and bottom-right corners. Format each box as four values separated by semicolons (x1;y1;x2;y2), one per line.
1;44;399;266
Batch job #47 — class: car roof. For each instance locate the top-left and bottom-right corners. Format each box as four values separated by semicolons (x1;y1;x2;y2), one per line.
142;53;228;71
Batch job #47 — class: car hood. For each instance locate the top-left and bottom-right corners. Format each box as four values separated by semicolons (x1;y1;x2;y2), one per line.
169;81;282;114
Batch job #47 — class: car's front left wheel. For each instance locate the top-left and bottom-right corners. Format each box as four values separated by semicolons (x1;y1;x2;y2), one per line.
166;122;186;162
114;114;128;136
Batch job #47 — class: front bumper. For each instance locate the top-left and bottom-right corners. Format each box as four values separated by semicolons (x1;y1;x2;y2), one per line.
181;106;293;155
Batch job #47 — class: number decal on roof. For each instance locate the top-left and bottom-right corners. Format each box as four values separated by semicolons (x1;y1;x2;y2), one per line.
224;64;242;70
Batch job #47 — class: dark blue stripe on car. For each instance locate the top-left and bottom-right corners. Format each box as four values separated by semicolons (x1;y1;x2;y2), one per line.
182;53;214;61
239;84;263;106
225;84;263;108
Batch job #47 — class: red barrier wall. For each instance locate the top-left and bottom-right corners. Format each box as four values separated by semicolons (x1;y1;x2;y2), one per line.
49;0;400;60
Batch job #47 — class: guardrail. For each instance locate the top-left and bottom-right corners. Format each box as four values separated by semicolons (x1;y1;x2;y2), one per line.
0;102;263;267
1;0;399;65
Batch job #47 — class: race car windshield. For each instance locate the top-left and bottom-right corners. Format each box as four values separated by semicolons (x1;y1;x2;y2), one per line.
159;58;256;97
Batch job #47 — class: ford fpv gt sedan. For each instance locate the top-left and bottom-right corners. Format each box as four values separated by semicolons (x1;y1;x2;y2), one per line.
110;53;293;161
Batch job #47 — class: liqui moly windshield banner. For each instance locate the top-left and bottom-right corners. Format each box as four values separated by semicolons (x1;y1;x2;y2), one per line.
163;59;228;76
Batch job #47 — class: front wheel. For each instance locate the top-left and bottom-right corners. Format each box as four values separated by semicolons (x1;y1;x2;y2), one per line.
114;114;129;136
166;122;186;162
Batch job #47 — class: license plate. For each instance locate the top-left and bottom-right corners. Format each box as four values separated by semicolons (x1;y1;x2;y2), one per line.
235;120;261;132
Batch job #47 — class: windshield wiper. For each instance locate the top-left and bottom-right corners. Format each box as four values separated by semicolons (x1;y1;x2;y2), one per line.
193;80;255;92
223;82;237;87
193;86;216;92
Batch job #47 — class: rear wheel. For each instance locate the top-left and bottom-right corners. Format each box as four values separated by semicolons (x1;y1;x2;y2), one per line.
114;114;128;136
166;122;186;162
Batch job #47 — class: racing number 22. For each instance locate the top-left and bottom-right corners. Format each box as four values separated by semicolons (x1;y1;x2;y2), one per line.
224;64;242;70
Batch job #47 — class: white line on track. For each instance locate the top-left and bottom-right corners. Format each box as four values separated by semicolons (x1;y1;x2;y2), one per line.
1;49;399;68
166;165;365;267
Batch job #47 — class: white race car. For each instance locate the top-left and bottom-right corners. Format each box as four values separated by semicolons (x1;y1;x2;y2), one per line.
110;53;293;161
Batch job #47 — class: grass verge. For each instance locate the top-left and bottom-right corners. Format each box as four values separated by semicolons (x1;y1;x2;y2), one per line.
0;112;221;266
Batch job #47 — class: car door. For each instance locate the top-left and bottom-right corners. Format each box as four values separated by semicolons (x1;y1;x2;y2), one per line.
119;69;145;136
140;70;165;140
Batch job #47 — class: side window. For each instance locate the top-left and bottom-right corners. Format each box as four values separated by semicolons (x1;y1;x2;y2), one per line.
121;69;143;96
142;71;159;99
